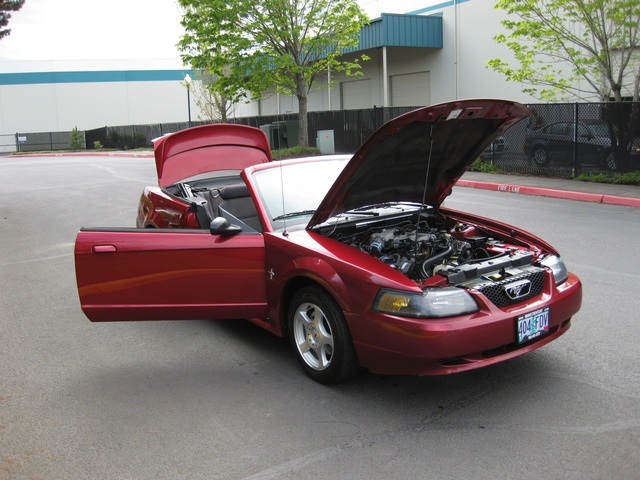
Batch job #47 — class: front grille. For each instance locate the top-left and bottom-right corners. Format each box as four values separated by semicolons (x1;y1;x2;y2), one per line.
474;269;545;307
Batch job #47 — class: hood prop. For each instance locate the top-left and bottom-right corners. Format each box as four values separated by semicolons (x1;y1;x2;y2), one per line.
280;162;289;237
413;124;436;258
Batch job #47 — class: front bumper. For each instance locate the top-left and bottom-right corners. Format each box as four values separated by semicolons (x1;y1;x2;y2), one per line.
346;272;582;376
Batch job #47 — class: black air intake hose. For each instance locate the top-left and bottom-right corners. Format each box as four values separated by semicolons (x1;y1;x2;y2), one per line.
420;245;453;278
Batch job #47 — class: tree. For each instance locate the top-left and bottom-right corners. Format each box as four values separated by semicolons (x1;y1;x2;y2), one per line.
189;71;233;123
178;0;369;147
69;126;84;150
0;0;25;40
488;0;640;102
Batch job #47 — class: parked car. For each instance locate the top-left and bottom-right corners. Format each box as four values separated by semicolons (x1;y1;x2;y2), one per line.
524;120;639;170
74;99;582;384
479;135;506;159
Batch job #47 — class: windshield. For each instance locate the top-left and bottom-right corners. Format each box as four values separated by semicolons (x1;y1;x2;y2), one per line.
584;122;610;138
252;158;348;231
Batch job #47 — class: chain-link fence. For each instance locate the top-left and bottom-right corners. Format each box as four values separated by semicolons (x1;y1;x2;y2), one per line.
306;107;417;153
484;102;640;177
10;130;84;152
10;102;639;176
85;123;198;150
228;107;415;152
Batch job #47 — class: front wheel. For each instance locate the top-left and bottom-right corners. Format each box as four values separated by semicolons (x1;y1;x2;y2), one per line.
532;146;550;166
288;286;360;384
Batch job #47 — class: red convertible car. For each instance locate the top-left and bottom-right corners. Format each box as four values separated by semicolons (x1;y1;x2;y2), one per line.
74;99;582;384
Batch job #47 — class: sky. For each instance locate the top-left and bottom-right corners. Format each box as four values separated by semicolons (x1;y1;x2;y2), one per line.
0;0;409;68
0;0;185;64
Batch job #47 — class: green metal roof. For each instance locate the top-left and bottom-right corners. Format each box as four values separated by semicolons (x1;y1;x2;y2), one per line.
0;70;192;86
345;13;443;53
0;15;442;87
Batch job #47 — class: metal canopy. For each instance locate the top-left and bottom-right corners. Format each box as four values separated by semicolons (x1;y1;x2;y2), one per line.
345;13;443;53
340;13;443;106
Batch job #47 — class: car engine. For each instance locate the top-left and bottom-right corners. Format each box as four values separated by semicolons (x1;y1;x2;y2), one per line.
355;223;478;280
332;215;541;286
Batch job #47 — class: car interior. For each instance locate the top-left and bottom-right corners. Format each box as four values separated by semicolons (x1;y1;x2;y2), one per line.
204;183;262;232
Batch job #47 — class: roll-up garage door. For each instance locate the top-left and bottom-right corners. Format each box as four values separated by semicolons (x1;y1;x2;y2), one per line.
391;71;430;107
341;79;372;110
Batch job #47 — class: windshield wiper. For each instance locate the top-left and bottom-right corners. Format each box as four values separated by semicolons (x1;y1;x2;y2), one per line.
343;203;419;216
340;210;379;216
351;202;422;212
272;210;316;221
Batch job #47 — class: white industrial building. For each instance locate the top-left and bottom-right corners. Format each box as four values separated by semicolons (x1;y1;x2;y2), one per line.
0;0;606;150
234;0;539;117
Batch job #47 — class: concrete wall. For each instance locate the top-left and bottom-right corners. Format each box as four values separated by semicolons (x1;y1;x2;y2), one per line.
0;60;197;137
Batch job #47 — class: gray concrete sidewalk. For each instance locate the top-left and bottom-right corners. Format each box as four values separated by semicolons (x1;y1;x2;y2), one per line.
459;171;640;207
462;171;640;199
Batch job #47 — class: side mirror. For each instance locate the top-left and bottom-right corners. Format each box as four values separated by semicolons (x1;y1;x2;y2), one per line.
209;217;242;236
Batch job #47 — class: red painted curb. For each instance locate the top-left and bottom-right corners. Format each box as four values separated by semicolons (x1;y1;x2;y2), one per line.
456;179;639;208
11;151;153;158
602;195;640;208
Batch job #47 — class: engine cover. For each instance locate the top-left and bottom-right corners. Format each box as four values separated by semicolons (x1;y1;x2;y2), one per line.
434;250;535;284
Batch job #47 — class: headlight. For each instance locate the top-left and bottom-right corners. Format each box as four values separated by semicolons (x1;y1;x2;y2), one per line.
540;255;569;285
373;287;478;318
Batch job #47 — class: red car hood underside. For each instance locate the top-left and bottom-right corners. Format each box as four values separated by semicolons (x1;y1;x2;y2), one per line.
154;124;272;187
308;99;530;228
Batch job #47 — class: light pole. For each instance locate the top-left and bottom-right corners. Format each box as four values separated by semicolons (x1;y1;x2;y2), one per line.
184;74;192;128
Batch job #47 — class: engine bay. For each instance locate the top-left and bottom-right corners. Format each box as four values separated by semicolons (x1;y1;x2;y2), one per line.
324;210;545;287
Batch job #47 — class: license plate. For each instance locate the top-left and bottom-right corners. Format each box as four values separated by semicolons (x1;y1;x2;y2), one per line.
517;307;550;344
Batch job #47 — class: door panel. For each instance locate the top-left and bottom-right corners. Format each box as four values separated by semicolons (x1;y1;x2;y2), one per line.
548;122;570;159
577;124;606;164
75;228;267;322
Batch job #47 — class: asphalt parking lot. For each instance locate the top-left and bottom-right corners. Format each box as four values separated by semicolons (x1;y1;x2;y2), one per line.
1;154;639;479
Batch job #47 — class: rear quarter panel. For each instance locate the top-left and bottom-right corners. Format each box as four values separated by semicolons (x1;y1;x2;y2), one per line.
137;186;195;229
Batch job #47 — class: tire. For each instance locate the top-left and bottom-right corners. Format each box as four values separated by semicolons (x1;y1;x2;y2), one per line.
605;151;617;171
532;146;550;166
288;286;360;384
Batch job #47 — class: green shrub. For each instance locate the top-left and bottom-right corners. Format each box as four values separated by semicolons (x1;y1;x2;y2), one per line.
468;158;501;173
93;141;103;149
69;126;84;150
272;146;321;160
575;171;640;186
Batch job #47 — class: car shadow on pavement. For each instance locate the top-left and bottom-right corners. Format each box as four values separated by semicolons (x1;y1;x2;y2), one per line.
205;317;556;399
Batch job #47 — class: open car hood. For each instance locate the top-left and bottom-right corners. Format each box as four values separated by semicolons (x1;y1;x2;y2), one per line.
154;124;271;187
308;99;530;228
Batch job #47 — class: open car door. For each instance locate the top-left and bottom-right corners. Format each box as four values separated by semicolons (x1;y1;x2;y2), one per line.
74;228;267;322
